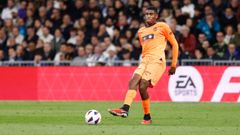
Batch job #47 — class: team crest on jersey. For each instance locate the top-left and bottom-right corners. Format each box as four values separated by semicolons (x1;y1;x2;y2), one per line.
142;34;154;41
153;27;157;31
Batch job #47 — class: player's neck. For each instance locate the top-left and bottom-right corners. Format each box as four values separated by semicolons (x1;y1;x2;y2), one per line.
145;22;156;27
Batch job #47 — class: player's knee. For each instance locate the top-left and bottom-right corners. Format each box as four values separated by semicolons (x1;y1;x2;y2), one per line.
139;81;149;92
139;88;146;96
128;74;141;90
139;82;149;100
128;78;138;89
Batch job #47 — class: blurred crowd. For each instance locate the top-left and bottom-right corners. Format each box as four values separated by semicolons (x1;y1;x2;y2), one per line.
0;0;239;66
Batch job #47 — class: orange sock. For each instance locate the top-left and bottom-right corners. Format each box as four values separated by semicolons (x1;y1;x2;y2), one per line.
142;98;150;114
123;90;137;106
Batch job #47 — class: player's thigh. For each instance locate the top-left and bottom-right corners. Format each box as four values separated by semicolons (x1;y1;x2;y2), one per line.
143;62;166;86
129;64;146;89
133;61;147;77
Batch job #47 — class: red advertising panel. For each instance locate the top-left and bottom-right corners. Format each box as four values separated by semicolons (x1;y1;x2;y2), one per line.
0;66;239;102
0;67;38;100
37;67;134;100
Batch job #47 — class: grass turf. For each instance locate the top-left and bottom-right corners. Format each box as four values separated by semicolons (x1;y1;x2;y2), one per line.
0;101;239;135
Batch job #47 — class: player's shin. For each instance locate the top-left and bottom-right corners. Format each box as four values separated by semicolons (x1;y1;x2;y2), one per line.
121;90;137;112
142;98;151;120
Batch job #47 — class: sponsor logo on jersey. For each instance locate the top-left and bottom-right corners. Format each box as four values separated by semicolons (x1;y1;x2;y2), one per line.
153;27;157;31
142;34;154;41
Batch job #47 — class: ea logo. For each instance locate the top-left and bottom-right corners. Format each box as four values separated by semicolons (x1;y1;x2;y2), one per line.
168;66;203;102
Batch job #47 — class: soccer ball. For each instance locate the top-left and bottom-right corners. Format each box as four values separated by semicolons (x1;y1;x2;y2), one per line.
85;109;101;125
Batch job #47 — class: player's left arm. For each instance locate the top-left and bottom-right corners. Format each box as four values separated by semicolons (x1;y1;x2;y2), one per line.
162;23;179;75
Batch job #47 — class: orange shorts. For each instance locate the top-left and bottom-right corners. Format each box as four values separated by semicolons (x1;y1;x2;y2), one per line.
134;56;166;87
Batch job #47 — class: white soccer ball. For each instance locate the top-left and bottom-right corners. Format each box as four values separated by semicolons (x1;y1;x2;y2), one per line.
85;109;101;125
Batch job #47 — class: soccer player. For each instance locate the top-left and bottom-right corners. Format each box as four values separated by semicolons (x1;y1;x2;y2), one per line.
108;6;179;124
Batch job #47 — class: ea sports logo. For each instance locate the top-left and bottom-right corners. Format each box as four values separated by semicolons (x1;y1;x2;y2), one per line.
168;66;203;102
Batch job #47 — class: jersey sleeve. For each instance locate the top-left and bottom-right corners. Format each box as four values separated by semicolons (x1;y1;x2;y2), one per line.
137;30;143;45
162;23;179;67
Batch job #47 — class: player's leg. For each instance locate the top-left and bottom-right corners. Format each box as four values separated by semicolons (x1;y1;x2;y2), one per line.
138;61;165;124
121;73;142;111
139;79;152;124
108;74;141;117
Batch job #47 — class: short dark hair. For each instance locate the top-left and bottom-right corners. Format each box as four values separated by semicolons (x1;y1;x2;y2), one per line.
146;6;158;13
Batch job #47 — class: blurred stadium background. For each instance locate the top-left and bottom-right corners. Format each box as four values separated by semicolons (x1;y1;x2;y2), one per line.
0;0;239;135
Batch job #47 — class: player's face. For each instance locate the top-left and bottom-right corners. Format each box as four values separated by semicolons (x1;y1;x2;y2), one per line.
144;10;158;25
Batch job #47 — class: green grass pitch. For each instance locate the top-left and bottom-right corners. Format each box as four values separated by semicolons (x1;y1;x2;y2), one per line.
0;101;239;135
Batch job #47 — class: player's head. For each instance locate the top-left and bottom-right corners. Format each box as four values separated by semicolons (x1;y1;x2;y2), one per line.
144;6;158;25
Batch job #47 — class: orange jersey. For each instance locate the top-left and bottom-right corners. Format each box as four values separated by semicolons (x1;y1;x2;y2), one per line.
138;22;179;67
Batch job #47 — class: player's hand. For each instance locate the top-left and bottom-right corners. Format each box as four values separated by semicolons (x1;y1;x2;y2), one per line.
168;66;176;75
